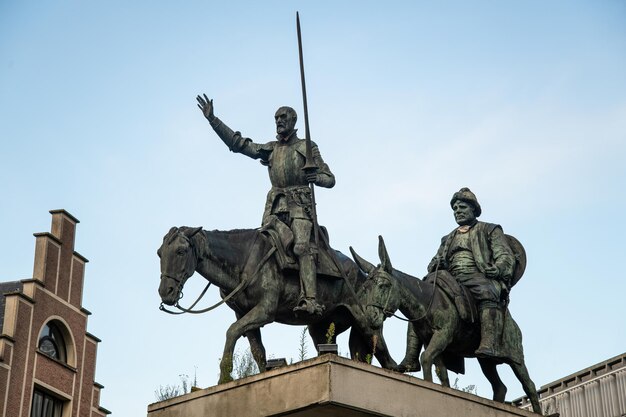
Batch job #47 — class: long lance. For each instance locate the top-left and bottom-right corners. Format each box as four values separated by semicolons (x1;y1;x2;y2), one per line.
296;12;320;250
295;13;368;319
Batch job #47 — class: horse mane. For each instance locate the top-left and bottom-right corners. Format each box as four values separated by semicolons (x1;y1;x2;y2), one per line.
200;228;261;272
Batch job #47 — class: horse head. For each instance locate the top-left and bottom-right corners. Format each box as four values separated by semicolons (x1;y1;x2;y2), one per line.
157;226;203;306
350;235;397;330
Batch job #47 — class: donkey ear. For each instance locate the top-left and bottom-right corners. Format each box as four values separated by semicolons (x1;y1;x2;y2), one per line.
350;246;375;274
378;235;393;274
183;226;202;237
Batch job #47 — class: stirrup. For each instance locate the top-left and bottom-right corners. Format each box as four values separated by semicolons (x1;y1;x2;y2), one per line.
293;298;324;316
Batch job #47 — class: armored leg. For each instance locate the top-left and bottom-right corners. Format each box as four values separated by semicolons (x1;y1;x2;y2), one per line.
475;305;503;359
291;219;323;315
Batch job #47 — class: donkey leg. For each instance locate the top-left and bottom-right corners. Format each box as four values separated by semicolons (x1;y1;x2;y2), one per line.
372;329;398;369
220;304;273;384
348;329;370;362
245;328;267;373
478;358;507;402
421;328;453;383
348;319;397;368
510;361;541;415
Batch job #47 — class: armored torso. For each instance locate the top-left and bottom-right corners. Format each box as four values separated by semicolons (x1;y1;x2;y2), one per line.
267;136;309;188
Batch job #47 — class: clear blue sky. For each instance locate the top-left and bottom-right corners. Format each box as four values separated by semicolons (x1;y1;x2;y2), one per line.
1;1;625;415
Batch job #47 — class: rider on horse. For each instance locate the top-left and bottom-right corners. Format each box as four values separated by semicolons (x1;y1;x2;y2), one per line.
197;96;335;316
428;187;516;359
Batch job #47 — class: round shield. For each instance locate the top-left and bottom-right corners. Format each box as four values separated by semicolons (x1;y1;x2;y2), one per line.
506;234;526;287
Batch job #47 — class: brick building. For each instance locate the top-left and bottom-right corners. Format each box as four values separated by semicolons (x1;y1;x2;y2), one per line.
0;210;109;417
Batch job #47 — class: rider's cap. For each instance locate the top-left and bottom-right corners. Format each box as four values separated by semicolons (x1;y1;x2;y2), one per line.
450;187;482;217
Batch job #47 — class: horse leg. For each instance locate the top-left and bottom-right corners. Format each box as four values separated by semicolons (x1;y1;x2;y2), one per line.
245;328;266;373
510;361;541;415
478;358;507;402
220;303;273;384
434;356;450;387
308;321;334;352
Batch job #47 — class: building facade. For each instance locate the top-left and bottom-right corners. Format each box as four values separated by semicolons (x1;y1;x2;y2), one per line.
514;352;626;417
0;210;109;417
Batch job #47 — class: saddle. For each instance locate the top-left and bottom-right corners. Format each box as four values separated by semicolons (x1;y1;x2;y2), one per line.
260;216;343;279
424;271;478;323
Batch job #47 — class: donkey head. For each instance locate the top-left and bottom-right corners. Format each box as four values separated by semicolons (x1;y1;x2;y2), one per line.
350;236;397;330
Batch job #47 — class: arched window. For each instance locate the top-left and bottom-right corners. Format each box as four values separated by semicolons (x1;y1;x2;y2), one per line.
38;321;67;363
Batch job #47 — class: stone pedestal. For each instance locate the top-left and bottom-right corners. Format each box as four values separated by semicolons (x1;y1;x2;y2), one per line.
147;355;537;417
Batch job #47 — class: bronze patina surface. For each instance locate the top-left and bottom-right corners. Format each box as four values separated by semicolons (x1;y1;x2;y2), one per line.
349;189;541;414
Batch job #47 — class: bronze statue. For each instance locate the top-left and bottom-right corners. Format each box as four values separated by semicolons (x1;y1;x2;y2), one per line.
158;226;397;384
197;95;334;315
350;234;541;414
428;187;516;359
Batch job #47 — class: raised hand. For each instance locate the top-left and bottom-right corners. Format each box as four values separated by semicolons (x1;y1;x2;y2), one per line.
196;94;214;121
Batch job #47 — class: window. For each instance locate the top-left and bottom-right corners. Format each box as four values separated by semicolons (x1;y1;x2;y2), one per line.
31;389;63;417
38;321;67;363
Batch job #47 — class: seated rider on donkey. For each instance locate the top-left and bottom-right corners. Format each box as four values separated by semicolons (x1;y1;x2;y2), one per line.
428;187;516;359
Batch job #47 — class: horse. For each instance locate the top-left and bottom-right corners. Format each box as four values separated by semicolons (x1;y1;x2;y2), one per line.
350;236;542;415
157;226;397;384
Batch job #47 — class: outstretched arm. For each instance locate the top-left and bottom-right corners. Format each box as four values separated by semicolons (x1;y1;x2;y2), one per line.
196;94;271;161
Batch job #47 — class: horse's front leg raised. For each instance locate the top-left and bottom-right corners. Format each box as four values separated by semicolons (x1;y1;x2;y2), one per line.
219;303;274;384
234;310;268;374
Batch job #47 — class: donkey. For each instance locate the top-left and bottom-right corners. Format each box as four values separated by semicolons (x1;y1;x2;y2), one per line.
351;236;541;414
158;226;397;384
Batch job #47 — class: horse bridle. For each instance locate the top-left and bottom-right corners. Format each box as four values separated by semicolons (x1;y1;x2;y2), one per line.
159;233;207;314
159;231;276;315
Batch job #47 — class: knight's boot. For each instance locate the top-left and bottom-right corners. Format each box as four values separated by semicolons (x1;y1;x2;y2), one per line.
293;254;324;316
475;307;503;358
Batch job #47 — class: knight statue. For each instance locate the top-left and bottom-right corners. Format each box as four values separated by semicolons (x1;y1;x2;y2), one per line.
196;95;335;315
